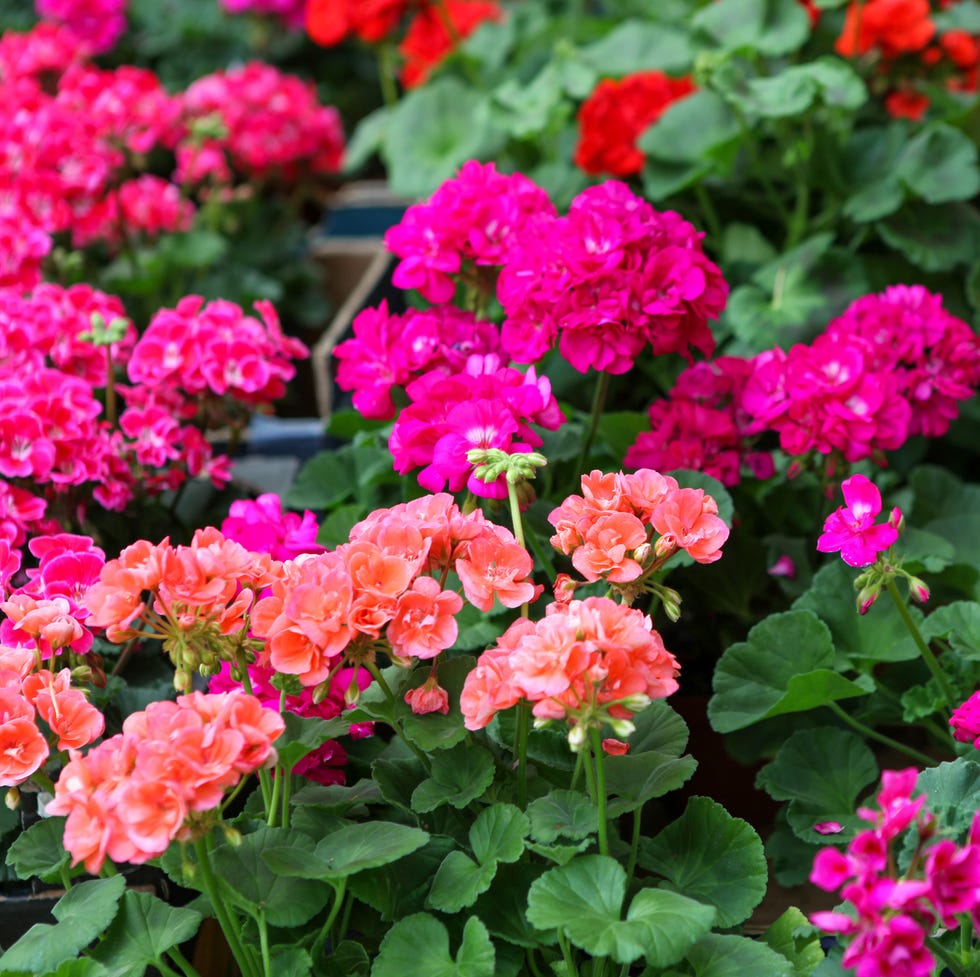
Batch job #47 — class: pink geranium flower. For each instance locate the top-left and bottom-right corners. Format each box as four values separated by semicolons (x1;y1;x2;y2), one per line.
816;474;900;567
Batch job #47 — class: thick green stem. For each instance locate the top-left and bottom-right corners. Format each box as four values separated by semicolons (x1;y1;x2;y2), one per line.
311;879;347;964
192;836;259;977
558;932;581;977
257;911;272;977
377;45;399;108
625;810;642;891
927;934;968;977
885;578;958;717
576;371;611;479
589;729;610;857
166;945;201;977
506;478;531;619
826;701;936;767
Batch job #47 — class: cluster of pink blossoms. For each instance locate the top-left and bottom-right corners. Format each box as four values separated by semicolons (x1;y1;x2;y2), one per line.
385;160;556;304
460;596;680;745
334;301;504;420
625;357;774;487
219;492;324;564
388;354;565;500
549;469;730;590
175;61;344;185
47;691;285;874
251;493;541;711
498;181;727;374
811;769;980;977
949;690;980;748
0;643;104;789
35;0;127;55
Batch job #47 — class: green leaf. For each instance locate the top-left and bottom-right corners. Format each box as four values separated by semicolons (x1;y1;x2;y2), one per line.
896;124;980;204
526;855;715;966
275;714;351;771
88;890;201;977
894;527;957;574
0;876;125;974
527;791;598;844
288;443;395;511
372;755;428;813
684;932;795;977
755;728;879;842
344;107;391;174
472;861;551;948
212;827;330;926
922;601;980;659
640;797;767;927
411;742;496;813
372;913;495;977
734;58;866;118
605;751;698;816
597;411;650;461
580;20;694;75
470;803;529;865
526;840;592;865
761;907;825;977
6;816;71;883
709;611;870;733
382;79;505;200
291;778;383;814
638;90;741;166
915;758;980;840
268;946;313;977
628;699;690;755
493;63;576;141
793;562;920;664
322;940;370;977
427;850;495;913
265;822;429;881
691;0;809;55
878;201;980;272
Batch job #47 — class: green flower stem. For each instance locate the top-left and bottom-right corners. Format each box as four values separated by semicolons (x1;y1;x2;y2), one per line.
166;946;201;977
311;878;347;964
364;661;431;769
885;578;958;717
152;958;187;977
526;948;546;977
576;371;611;480
570;750;585;792
826;701;936;767
515;700;530;809
625;809;642;891
582;729;609;855
693;183;723;244
377;44;399;108
505;478;531;620
257;910;272;977
927;935;967;977
193;835;259;977
558;932;581;977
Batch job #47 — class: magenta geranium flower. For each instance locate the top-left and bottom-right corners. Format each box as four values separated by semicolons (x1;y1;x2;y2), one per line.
816;474;899;567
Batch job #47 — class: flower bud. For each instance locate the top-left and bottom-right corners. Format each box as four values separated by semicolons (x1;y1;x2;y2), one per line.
907;576;930;604
344;678;362;707
653;535;678;560
608;718;636;739
4;787;19;811
621;694;652;714
566;723;588;753
889;507;904;532
222;825;243;847
174;668;193;693
312;678;332;705
632;542;652;564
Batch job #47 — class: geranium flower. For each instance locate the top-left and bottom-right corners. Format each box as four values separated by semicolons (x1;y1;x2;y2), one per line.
817;474;900;567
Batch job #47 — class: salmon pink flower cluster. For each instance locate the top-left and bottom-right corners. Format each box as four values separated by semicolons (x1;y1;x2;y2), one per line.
0;644;104;788
549;469;730;591
249;493;541;704
175;62;345;185
810;768;980;977
334;301;503;420
498;181;726;373
46;690;285;873
574;70;696;177
388;354;565;499
85;528;281;690
35;0;127;55
625;357;774;487
385;160;556;304
460;596;679;747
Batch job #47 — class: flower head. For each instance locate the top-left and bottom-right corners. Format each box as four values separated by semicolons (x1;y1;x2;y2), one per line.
817;475;900;568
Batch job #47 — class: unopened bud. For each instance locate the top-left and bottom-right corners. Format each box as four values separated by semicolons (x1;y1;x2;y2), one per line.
174;668;193;693
632;543;652;564
222;825;243;847
621;694;652;714
5;787;20;811
608;718;636;738
889;507;904;532
908;576;930;604
312;678;332;705
653;535;677;560
856;584;880;615
344;678;362;707
567;723;588;753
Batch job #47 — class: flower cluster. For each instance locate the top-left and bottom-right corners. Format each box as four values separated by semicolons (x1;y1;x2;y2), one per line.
498;181;727;373
46;690;285;873
817;474;900;569
550;469;730;589
811;768;980;977
175;61;345;185
334;301;503;420
85;528;281;690
126;295;309;419
574;70;696;177
949;689;980;748
305;0;410;46
34;0;127;55
625;357;774;487
250;493;541;702
385;159;556;304
460;596;680;747
388;354;565;499
0;644;104;788
220;493;324;564
835;0;980;119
